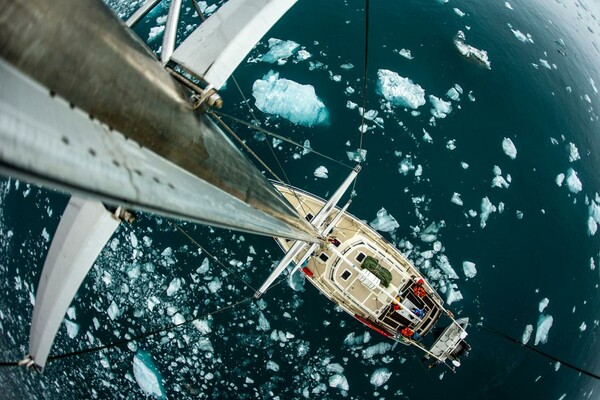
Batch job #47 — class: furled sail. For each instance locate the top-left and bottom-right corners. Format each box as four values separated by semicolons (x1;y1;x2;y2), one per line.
0;0;316;242
170;0;297;89
27;197;121;371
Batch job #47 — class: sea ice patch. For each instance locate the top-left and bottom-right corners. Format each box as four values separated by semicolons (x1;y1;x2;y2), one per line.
565;168;582;193
376;69;426;109
534;314;553;345
369;208;400;233
252;71;329;127
132;350;166;399
502;138;517;159
314;166;329;179
462;261;477;279
260;38;300;64
429;95;452;118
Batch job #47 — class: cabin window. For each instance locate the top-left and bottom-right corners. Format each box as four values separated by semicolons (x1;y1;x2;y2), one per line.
305;213;314;222
356;252;366;262
318;253;329;262
331;238;341;247
341;270;352;281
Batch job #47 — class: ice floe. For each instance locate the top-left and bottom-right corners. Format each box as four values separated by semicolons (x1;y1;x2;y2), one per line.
451;193;463;206
166;277;181;296
148;26;165;42
556;173;565;187
567;142;580;162
480;197;497;228
454;8;465;17
397;48;414;60
107;301;121;320
369;208;399;233
446;283;463;305
260;38;300;64
346;149;367;162
314;166;329;179
252;71;329;127
370;368;392;387
521;324;533;344
454;31;491;69
502;138;517;159
437;255;459;279
462;261;477;279
588;196;600;235
429;95;452;118
538;298;549;313
534;314;553;345
579;322;587;332
376;69;426;109
505;2;514;10
64;319;79;339
565;168;582;193
133;350;166;399
509;26;534;44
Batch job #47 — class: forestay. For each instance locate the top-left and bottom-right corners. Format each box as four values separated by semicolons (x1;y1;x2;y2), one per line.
170;0;297;89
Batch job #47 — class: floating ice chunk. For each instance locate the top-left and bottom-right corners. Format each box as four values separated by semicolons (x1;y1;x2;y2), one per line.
462;261;477;279
376;69;426;109
451;193;463;206
502;138;517;159
340;63;354;70
588;199;600;235
67;306;76;320
399;156;415;175
133;350;166;399
538;298;549;313
505;1;514;10
166;278;181;296
107;301;121;320
172;313;185;325
429;95;452;118
253;71;329;127
590;257;596;270
326;363;345;374
362;342;392;359
370;368;392;387
148;26;165;42
370;208;399;233
346;149;367;162
344;331;371;347
521;324;533;344
147;296;160;311
437;255;459;279
329;374;349;391
446;140;457;150
461;162;469;169
266;360;280;372
454;8;465;17
590;78;598;94
539;59;552;69
207;278;222;293
534;314;553;345
579;322;587;332
296;49;311;61
260;38;300;63
288;269;305;292
446;283;463;305
555;173;565;187
516;210;523;219
492;175;510;189
480;197;497;228
192;319;212;334
447;87;461;101
346;101;358;110
511;29;534;44
584;94;592;103
197;258;210;274
454;31;491;69
314;166;329;179
398;48;414;59
565;168;582;193
567;142;580;162
423;129;433;143
468;91;476;101
41;228;50;243
64;319;79;339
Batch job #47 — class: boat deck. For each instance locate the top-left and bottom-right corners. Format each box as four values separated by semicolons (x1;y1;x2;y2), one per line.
273;183;444;337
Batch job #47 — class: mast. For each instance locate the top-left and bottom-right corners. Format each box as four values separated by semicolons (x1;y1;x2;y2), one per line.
0;0;316;242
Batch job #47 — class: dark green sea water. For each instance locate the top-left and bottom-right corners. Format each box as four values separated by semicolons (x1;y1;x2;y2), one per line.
1;0;600;398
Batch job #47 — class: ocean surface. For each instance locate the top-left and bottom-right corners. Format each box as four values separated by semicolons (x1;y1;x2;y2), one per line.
1;0;600;398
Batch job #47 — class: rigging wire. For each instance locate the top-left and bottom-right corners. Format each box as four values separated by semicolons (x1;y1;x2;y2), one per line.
480;323;600;381
351;0;371;196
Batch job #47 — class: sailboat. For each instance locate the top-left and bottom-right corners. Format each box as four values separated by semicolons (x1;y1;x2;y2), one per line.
0;0;469;374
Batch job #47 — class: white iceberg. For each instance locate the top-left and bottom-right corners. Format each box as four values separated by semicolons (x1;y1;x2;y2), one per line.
556;173;565;187
429;95;452;118
398;48;414;59
437;255;459;279
502;138;517;159
369;208;399;233
314;166;329;179
64;319;79;339
370;368;392;387
565;168;582;193
166;277;181;296
521;324;533;344
454;31;491;69
451;192;463;206
376;69;426;109
480;197;497;228
511;29;534;44
260;38;300;64
133;350;166;399
252;71;329;127
346;148;367;162
538;297;549;313
329;374;349;391
567;142;580;162
534;314;553;345
462;261;477;278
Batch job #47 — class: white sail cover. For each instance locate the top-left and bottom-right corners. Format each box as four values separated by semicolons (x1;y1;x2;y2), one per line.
28;197;120;370
171;0;297;89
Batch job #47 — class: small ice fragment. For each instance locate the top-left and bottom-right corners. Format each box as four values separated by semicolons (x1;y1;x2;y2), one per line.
64;319;80;339
329;374;349;391
166;278;181;296
437;255;459;279
446;283;463;305
539;59;552;69
521;324;533;344
340;63;354;70
480;197;497;228
207;278;222;293
505;2;514;10
148;26;165;42
538;298;549;313
423;129;433;143
346;149;367;162
555;173;565;187
376;69;426;109
567;142;580;162
133;350;166;399
314;166;329;179
398;156;415;175
502;138;517;159
579;322;587;332
296;49;311;61
266;360;280;372
447;87;461;101
107;301;121;320
461;162;469;169
369;368;392;387
369;208;399;233
454;31;492;69
260;38;300;63
511;28;534;44
565;168;582;193
534;314;553;345
454;8;465;17
516;210;523;219
429;95;452;118
451;193;463;206
462;261;477;278
398;49;414;60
